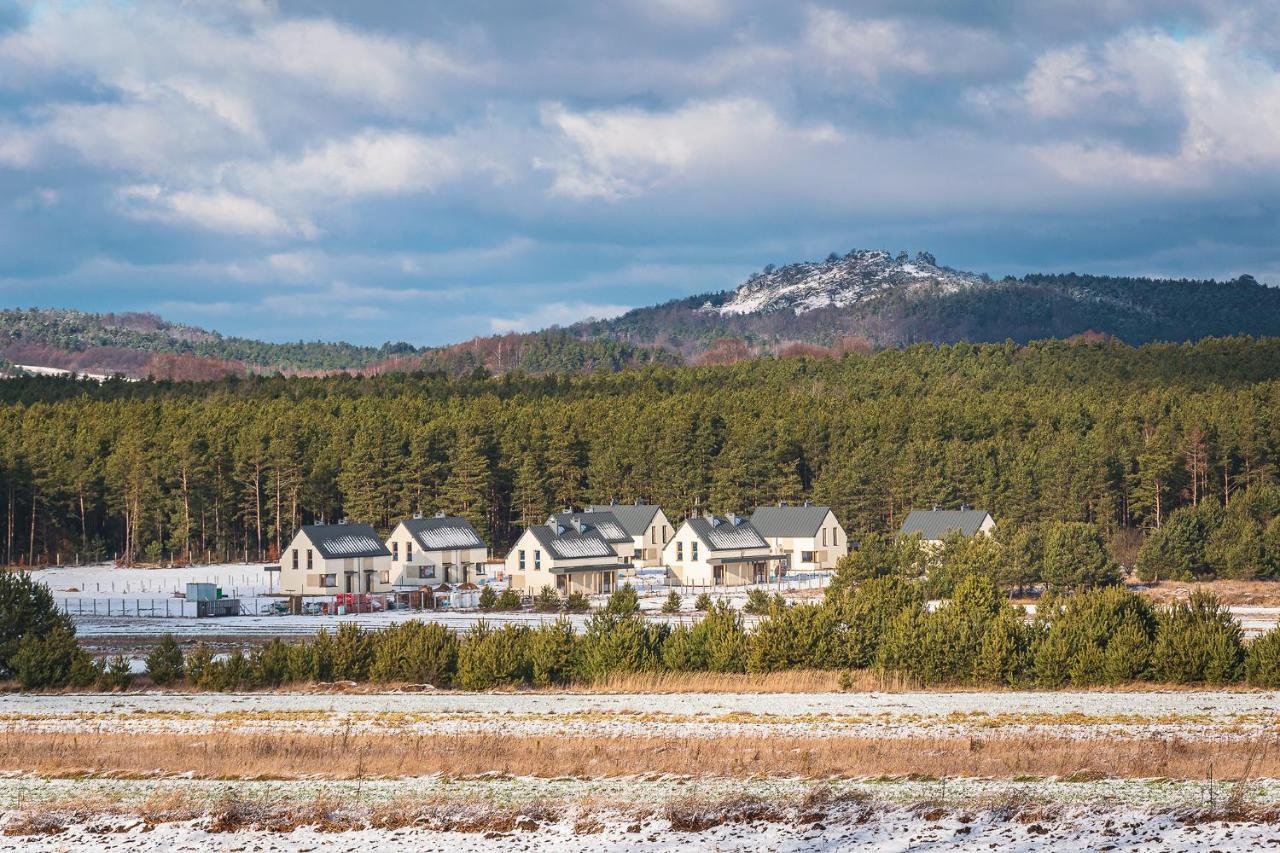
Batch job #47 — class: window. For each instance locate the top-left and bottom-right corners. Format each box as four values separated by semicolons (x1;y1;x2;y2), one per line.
407;540;413;561
419;565;436;580
691;541;699;561
676;541;683;561
320;573;336;587
379;571;390;584
821;529;827;547
650;525;656;544
519;550;526;570
534;550;541;570
663;525;670;543
801;551;816;563
306;549;313;570
291;548;298;570
392;541;399;561
475;563;486;576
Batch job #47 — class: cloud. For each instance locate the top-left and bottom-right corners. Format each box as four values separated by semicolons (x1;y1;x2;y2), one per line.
538;98;840;199
489;302;633;333
117;185;313;238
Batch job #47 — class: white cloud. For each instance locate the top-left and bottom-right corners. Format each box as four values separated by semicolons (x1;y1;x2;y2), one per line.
117;185;314;238
538;98;840;199
489;302;633;333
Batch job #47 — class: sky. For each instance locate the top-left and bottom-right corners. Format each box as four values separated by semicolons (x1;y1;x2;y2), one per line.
1;1;1279;347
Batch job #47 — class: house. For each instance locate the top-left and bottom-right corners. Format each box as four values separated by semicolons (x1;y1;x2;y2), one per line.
662;512;785;587
547;509;632;558
898;506;996;546
586;501;674;567
505;514;629;596
278;522;392;595
384;513;489;589
750;501;849;572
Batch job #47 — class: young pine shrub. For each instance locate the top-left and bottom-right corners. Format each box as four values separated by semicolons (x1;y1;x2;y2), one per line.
369;621;458;686
533;586;559;613
694;592;713;612
144;634;184;686
1031;586;1157;686
575;612;666;681
826;575;921;669
745;603;829;673
1101;616;1154;683
330;623;372;681
565;592;590;613
689;601;746;673
478;585;497;611
661;624;701;671
12;626;97;690
1243;628;1280;687
975;610;1033;686
528;619;578;686
495;589;523;611
183;642;214;686
743;589;772;615
252;638;294;687
660;590;681;614
97;655;134;692
605;584;639;616
1152;591;1244;684
456;623;532;690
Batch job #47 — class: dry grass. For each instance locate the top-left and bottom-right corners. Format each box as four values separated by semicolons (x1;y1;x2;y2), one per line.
574;669;911;693
1;729;1276;781
1137;578;1280;607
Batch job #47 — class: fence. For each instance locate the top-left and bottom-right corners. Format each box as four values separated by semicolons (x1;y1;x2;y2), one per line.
55;592;451;620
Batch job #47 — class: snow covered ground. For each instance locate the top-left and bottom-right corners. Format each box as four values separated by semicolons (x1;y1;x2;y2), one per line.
1;775;1276;851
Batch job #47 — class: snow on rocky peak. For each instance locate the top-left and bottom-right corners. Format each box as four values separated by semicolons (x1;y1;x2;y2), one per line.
715;250;986;316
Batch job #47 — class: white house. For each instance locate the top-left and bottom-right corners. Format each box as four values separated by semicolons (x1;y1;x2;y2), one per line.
585;501;673;567
385;513;489;588
661;512;784;587
505;514;628;596
750;502;849;572
899;506;996;547
278;522;392;595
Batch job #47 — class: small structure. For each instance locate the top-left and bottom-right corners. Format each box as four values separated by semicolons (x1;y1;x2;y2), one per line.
185;582;240;617
898;506;995;547
278;522;392;595
750;501;849;572
505;514;628;596
385;513;489;588
586;501;674;567
662;512;784;587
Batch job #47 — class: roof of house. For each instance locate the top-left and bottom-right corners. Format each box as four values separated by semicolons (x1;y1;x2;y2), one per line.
684;513;769;551
398;514;486;551
750;502;834;538
301;523;391;559
547;511;630;543
899;508;993;540
526;520;617;561
586;501;662;537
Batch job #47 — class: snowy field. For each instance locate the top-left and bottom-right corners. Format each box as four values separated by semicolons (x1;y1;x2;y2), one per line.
1;775;1277;851
2;689;1277;742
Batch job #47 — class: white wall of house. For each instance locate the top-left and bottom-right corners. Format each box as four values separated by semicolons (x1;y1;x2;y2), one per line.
504;529;619;595
661;521;773;587
385;524;488;587
279;530;392;595
629;508;674;566
763;510;849;571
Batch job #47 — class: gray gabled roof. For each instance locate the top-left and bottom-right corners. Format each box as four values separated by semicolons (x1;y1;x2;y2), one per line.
899;509;993;540
302;523;391;559
399;515;486;551
684;513;768;551
547;511;630;543
750;503;833;538
526;522;616;560
586;502;662;537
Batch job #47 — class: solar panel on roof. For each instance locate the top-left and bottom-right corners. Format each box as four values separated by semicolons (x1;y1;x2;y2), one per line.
548;537;614;559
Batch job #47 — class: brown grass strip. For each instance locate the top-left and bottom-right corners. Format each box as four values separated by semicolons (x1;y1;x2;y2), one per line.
1;730;1276;781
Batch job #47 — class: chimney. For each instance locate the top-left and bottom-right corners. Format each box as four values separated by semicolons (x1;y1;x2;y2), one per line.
932;504;940;512
803;500;811;507
961;503;970;511
434;511;445;518
571;518;586;534
727;512;740;526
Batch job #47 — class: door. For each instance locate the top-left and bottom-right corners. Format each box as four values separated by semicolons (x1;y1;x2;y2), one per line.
713;566;724;585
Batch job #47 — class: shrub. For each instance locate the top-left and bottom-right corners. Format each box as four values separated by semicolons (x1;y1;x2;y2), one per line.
495;589;523;610
660;590;681;614
1244;629;1280;687
1031;586;1157;685
330;623;371;681
694;592;712;612
533;587;559;613
1041;522;1121;591
824;576;921;669
565;592;590;613
576;613;665;681
478;585;497;610
97;655;133;691
253;638;292;687
975;611;1033;685
183;642;214;685
688;601;746;673
878;575;1009;684
369;621;459;686
1136;506;1212;581
456;623;532;689
605;584;639;616
0;572;74;677
12;626;96;690
1101;616;1153;683
743;589;772;615
529;619;578;686
1152;591;1243;684
829;534;925;593
145;634;185;685
746;603;836;672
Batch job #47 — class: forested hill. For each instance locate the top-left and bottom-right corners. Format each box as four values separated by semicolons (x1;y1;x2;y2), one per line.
4;253;1278;379
3;336;1280;568
575;251;1280;360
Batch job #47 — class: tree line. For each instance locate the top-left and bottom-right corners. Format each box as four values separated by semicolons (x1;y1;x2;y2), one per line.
2;336;1280;566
